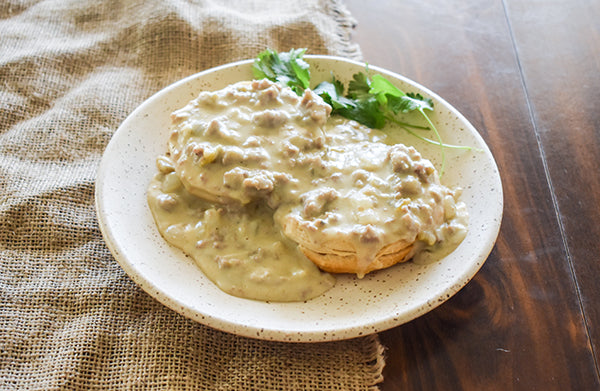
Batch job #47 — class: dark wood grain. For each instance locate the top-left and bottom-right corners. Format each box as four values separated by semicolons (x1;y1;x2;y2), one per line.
343;0;600;389
504;0;600;371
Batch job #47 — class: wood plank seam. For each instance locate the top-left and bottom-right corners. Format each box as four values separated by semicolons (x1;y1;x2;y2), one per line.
499;0;600;381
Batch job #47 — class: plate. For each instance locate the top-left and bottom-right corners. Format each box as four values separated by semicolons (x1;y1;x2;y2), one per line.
95;56;503;342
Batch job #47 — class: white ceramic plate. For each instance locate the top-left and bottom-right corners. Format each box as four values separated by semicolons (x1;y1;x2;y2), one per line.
95;56;503;342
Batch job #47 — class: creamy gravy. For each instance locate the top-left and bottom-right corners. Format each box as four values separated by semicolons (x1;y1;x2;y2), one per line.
147;79;468;301
148;167;335;302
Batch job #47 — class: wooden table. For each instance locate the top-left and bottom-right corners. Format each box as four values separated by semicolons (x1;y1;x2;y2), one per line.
344;1;600;389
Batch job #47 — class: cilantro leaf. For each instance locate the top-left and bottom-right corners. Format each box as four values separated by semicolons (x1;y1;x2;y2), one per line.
407;92;434;111
347;72;372;98
313;78;351;110
252;48;310;94
337;72;386;128
369;74;404;101
312;81;337;101
369;74;434;114
388;93;434;114
336;95;387;129
315;75;386;129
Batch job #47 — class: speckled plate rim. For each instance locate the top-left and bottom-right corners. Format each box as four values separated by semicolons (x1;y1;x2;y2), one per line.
95;55;503;342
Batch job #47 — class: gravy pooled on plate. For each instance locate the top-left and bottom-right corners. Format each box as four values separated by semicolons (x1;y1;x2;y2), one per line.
147;79;468;301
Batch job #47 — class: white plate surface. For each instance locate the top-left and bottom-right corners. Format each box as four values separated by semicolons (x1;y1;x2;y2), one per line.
95;56;503;342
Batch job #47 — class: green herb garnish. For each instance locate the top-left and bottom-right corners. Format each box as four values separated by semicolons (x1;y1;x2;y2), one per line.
314;72;386;129
253;48;476;175
252;48;310;95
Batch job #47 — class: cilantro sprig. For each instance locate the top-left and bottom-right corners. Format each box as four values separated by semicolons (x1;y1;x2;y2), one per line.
253;48;476;175
252;48;310;95
314;72;386;129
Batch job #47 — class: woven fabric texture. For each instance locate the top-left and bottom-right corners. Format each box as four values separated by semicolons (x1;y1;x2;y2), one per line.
0;0;386;389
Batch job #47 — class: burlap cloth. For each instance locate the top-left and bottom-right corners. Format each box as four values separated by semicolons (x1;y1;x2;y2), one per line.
0;0;387;389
